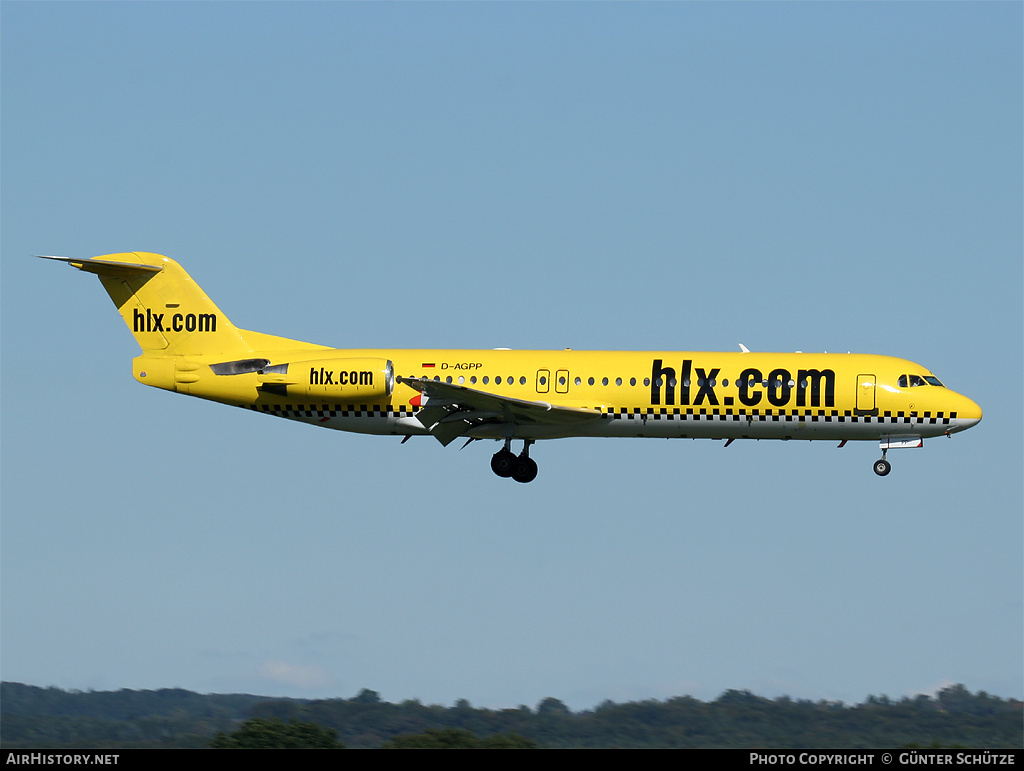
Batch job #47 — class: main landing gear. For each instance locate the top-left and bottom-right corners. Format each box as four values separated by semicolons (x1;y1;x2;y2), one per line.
873;450;892;477
491;439;538;483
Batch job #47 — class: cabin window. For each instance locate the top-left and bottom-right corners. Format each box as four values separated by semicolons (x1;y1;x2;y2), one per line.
520;376;527;385
588;377;595;385
616;377;622;386
630;377;636;386
602;377;609;386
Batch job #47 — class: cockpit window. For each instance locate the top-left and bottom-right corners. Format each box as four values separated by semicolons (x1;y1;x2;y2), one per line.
899;374;943;388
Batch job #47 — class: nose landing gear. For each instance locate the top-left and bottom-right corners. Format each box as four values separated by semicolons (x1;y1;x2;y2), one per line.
491;439;538;483
873;450;891;477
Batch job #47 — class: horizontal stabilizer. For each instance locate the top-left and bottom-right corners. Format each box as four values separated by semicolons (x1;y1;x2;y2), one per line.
38;255;163;278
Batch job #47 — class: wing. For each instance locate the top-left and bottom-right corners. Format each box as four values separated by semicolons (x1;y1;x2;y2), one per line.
399;376;602;446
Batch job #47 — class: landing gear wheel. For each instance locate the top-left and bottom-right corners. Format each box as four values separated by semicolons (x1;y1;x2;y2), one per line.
490;449;516;478
512;456;538;484
873;459;891;477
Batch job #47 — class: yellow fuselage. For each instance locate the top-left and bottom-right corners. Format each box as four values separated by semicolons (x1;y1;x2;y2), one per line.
133;346;982;443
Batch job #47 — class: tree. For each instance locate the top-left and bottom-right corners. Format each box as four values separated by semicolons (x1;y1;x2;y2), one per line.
536;697;571;715
351;688;382;704
381;727;538;749
210;717;345;748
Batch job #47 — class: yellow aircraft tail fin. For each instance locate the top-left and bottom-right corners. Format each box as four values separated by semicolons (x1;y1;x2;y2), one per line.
42;252;266;357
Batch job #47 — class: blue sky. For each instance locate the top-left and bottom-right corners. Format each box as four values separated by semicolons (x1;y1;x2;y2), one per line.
2;2;1020;711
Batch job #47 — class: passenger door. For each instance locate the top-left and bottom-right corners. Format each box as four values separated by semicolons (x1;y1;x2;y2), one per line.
855;374;877;415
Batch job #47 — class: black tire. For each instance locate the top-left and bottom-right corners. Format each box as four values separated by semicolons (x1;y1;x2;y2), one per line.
490;449;516;478
873;459;891;477
512;456;538;484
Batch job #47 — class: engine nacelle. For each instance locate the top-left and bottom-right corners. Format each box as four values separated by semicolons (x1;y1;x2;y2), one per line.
257;357;394;400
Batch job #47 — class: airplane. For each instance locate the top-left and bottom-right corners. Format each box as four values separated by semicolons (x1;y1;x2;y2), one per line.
41;252;982;483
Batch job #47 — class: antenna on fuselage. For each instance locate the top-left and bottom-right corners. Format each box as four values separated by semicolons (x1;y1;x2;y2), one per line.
738;343;750;353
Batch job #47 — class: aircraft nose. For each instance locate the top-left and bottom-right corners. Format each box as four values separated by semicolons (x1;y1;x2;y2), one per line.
956;393;982;430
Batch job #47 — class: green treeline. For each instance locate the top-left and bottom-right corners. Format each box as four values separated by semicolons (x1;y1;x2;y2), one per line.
1;682;1019;749
211;717;346;749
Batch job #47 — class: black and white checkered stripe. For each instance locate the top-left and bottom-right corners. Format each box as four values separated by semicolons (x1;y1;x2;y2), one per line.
596;407;956;425
245;402;955;426
245;403;417;419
